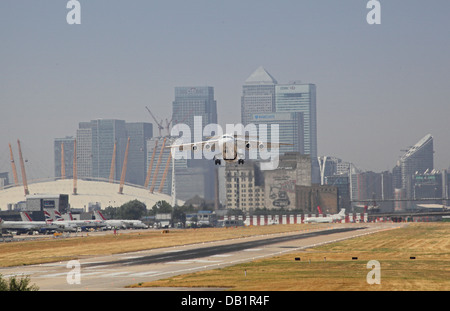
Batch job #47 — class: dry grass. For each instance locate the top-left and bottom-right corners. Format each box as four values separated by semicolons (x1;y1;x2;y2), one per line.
0;224;314;267
132;223;450;291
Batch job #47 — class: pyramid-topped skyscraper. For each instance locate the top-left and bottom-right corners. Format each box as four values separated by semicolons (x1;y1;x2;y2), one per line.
244;66;278;85
241;66;278;125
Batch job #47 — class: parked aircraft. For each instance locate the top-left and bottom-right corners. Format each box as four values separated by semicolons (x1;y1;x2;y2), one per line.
0;212;63;234
93;211;147;229
45;210;106;231
304;208;346;223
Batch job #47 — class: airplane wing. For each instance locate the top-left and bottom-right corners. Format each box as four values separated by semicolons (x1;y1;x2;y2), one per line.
166;138;221;150
235;137;293;149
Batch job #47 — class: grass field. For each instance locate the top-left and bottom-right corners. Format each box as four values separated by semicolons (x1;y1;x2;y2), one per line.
130;223;450;291
0;224;316;267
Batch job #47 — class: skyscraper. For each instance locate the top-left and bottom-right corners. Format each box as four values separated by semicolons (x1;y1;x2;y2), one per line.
249;112;304;155
76;127;93;179
170;87;218;201
275;84;316;155
241;67;277;126
78;119;127;181
275;83;318;182
54;136;75;179
75;119;152;186
172;86;217;140
397;134;434;207
125;122;153;186
241;68;319;182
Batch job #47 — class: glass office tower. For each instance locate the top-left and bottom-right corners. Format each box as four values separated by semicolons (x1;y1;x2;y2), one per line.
399;134;434;206
249;112;304;155
125;122;153;186
275;84;317;159
78;119;127;182
54;136;76;179
276;83;318;183
241;66;278;126
172;86;217;140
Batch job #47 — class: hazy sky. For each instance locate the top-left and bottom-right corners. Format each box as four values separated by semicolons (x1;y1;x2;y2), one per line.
1;0;449;180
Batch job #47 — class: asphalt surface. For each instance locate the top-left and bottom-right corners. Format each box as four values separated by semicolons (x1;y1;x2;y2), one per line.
0;223;401;291
88;226;365;267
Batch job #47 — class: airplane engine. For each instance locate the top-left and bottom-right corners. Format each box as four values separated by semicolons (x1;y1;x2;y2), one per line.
245;142;251;150
204;143;215;152
259;143;265;149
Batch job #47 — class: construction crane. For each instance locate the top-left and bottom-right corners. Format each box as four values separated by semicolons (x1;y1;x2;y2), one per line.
145;106;165;137
165;117;173;137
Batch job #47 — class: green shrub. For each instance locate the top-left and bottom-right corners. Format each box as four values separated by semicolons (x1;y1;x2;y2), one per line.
0;274;39;291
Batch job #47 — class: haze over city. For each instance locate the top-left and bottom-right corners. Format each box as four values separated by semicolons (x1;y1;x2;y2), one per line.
1;0;449;180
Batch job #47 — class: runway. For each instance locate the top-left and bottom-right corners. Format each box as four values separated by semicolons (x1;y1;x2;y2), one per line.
0;223;401;290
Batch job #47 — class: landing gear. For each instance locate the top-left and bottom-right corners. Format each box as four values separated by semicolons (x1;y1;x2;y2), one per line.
238;159;244;165
215;159;221;165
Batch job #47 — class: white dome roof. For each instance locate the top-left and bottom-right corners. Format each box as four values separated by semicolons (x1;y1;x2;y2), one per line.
0;179;176;210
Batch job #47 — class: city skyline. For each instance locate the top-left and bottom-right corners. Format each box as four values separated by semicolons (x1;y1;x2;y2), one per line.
1;1;449;180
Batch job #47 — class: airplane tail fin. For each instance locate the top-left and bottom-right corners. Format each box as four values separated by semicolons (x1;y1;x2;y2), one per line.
317;206;323;214
44;210;54;223
94;211;107;221
339;209;346;216
54;210;64;221
20;212;33;222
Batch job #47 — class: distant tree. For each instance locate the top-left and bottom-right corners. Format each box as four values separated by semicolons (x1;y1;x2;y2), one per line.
151;200;172;214
104;206;118;219
172;205;186;224
118;200;147;220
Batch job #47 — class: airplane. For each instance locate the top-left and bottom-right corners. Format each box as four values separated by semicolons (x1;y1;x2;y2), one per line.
34;210;105;232
93;211;147;229
93;211;128;229
304;208;346;223
52;210;106;231
0;212;63;235
166;133;291;165
21;211;66;233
